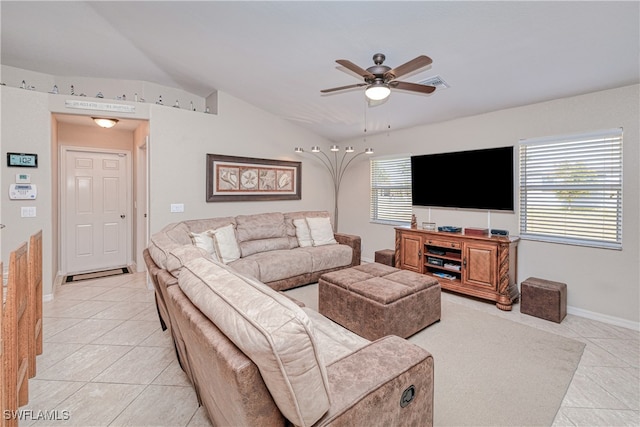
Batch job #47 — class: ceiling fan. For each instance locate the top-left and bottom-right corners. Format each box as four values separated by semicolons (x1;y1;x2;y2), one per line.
321;53;436;101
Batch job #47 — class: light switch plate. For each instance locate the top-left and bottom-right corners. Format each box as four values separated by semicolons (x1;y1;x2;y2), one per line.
21;206;36;218
170;203;184;213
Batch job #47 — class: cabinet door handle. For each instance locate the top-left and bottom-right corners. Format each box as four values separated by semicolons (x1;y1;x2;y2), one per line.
463;258;467;266
418;250;422;258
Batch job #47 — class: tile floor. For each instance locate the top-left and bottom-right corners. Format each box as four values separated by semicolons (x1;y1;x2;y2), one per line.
19;271;639;426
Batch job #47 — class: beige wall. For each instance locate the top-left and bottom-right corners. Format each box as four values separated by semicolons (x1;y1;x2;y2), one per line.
146;91;334;232
1;87;54;295
339;84;640;327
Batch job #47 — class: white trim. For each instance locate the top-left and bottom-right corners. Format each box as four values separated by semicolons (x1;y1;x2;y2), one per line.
568;305;639;332
519;127;623;146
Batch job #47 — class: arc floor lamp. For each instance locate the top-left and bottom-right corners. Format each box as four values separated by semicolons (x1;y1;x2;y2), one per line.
295;145;373;231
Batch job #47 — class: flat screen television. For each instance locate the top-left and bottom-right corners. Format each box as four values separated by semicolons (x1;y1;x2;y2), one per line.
411;146;514;211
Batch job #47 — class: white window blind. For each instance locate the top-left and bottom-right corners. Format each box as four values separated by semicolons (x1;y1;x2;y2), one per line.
519;128;622;249
370;156;412;225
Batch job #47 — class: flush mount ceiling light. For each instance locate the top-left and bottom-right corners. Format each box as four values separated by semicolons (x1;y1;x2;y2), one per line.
92;117;119;128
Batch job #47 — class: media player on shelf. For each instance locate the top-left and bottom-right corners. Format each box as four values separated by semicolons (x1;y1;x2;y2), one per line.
438;226;462;233
490;229;509;236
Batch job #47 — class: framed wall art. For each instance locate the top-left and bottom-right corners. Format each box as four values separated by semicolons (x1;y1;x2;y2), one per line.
206;154;301;202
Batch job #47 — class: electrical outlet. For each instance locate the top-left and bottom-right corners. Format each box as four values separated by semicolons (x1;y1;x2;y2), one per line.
170;203;184;213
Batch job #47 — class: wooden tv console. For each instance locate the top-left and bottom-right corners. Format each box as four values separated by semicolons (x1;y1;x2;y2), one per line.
395;227;519;311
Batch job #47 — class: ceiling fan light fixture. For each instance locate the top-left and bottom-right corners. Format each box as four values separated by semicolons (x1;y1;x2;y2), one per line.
365;82;391;101
92;117;119;128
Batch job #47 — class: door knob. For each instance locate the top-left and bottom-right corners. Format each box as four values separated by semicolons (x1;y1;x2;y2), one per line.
120;214;126;219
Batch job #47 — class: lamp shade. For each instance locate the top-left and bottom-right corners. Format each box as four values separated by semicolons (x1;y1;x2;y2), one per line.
365;83;391;101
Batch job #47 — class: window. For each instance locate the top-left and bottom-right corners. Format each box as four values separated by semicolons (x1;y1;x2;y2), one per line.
519;128;622;249
370;155;412;225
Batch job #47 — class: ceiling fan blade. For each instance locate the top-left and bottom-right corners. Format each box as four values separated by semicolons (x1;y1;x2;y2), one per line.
320;83;367;93
384;55;433;80
389;81;436;94
336;59;376;80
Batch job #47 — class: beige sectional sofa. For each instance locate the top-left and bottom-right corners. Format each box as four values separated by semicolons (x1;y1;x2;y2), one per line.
148;211;361;291
144;211;434;426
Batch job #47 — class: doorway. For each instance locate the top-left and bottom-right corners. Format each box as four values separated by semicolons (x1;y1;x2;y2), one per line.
60;147;132;275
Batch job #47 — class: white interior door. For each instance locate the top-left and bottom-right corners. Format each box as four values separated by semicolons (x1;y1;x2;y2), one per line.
63;148;130;274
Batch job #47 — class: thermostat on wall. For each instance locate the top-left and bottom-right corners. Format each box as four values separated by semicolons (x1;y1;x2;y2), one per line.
16;173;31;184
9;184;37;200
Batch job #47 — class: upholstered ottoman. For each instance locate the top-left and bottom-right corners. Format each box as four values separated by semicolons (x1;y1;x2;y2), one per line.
521;277;567;323
319;263;441;340
374;249;395;266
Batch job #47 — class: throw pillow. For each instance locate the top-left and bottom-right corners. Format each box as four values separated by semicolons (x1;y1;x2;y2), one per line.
189;230;217;256
293;218;314;247
306;216;337;246
210;224;241;264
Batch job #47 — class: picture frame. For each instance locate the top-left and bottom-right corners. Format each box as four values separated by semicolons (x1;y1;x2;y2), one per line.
206;154;301;202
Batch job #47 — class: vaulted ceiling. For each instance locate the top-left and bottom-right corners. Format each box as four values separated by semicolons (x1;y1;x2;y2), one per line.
2;1;638;141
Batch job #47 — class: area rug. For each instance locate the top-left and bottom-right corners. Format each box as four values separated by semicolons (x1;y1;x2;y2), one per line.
64;267;130;283
407;300;585;426
284;285;585;426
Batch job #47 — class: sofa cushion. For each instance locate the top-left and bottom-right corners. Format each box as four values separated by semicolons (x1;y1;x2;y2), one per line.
236;213;289;257
211;224;241;264
178;257;331;427
245;249;313;283
236;212;287;241
183;217;237;234
306;217;338;246
239;237;291;258
302;308;368;365
298;245;353;272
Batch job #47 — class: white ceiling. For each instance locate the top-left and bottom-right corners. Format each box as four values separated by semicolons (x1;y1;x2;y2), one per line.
2;1;639;142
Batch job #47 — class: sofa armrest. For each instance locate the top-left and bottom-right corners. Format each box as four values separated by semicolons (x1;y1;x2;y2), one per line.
317;335;434;427
334;233;361;266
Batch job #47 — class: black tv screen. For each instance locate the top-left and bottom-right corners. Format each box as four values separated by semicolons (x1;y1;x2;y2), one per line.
411;146;514;211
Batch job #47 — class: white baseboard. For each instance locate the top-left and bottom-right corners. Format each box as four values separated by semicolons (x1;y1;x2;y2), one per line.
567;305;639;332
363;257;639;332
